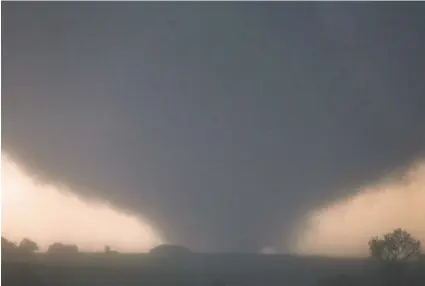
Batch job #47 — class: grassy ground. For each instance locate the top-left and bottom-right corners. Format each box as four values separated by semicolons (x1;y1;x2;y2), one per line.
2;253;425;286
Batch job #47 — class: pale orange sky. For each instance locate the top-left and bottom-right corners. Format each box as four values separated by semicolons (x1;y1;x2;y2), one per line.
295;159;425;257
1;153;164;252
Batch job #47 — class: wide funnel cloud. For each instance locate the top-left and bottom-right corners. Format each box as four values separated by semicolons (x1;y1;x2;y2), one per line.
2;3;425;252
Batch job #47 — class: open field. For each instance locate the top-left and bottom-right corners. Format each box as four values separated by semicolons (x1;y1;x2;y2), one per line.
3;253;425;286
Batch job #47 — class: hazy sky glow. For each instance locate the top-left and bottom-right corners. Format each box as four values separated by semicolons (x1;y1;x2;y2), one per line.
1;153;163;252
295;160;425;257
3;150;424;256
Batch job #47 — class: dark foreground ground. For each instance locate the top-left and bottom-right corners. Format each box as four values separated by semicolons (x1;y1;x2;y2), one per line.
2;253;425;286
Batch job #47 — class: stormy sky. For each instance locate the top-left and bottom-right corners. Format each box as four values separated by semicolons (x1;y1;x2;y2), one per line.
2;2;425;253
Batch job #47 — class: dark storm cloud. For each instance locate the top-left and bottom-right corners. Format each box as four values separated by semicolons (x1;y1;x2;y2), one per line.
2;2;425;252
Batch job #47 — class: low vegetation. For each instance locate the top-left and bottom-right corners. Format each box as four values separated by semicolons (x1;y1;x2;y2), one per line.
1;229;423;286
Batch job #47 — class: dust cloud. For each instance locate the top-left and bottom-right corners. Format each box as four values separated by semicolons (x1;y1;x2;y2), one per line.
1;153;164;252
294;160;425;257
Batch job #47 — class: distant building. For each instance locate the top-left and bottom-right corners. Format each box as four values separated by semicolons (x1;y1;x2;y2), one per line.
47;243;78;254
104;245;119;254
149;244;192;258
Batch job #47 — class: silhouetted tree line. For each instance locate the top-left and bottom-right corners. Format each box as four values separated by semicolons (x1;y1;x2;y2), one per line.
1;237;80;256
2;236;120;257
1;237;118;286
1;229;424;286
2;237;40;260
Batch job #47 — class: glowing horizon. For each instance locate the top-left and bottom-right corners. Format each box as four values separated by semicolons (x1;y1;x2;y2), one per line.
1;153;164;253
294;159;425;257
2;151;424;256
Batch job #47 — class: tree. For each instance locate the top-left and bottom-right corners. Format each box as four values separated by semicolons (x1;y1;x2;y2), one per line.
369;228;422;286
2;237;19;260
368;228;421;262
2;236;18;252
19;238;39;253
